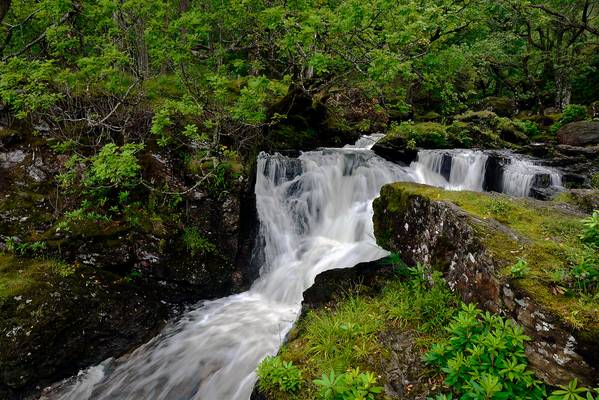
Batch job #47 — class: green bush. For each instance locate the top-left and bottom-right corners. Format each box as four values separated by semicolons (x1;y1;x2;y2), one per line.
257;356;302;394
313;368;382;400
581;211;599;247
514;120;540;137
550;104;588;134
424;303;546;399
548;379;599;400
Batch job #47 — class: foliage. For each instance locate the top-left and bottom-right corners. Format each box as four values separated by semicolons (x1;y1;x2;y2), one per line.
257;356;302;394
424;303;546;399
313;368;382;400
580;211;599;247
5;237;47;256
510;259;530;279
548;379;599;400
182;227;216;256
85;143;145;189
514;120;540;138
551;105;588;134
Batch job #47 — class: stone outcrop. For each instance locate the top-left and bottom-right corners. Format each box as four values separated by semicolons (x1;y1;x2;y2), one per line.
557;121;599;147
373;182;599;386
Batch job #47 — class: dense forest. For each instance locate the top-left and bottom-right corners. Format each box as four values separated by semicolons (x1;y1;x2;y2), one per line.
1;1;599;400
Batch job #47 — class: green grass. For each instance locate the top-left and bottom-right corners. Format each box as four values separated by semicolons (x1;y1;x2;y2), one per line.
272;266;459;399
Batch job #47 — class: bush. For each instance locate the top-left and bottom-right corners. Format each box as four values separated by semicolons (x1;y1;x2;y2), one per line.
514;120;540;137
591;174;599;189
548;379;599;400
257;356;302;394
313;368;382;400
580;211;599;247
424;303;546;399
550;104;588;134
85;143;145;188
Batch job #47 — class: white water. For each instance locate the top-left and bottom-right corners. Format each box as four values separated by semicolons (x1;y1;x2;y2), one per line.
411;149;562;197
44;136;415;400
42;138;562;400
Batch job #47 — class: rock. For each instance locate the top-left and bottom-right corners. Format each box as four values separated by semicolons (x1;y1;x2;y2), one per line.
0;150;26;168
373;183;599;386
482;97;517;117
557;121;599;147
560;189;599;213
302;260;393;309
590;101;599;119
371;136;418;165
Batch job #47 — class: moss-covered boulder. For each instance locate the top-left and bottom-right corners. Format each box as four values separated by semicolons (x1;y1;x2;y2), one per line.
481;97;517;117
373;183;599;386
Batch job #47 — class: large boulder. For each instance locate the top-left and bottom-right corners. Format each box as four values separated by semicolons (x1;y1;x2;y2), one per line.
557;121;599;147
481;96;517;117
373;183;599;386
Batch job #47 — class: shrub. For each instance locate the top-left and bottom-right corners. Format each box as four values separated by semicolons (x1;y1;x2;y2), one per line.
85;143;144;188
514;120;540;137
551;104;588;134
548;379;599;400
424;303;546;399
510;259;530;279
313;368;382;400
580;211;599;247
257;356;302;394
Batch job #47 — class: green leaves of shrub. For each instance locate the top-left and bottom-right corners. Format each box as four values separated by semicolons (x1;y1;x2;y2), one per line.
313;368;382;400
257;356;302;394
548;379;599;400
424;303;546;400
86;143;144;188
580;211;599;247
550;105;588;134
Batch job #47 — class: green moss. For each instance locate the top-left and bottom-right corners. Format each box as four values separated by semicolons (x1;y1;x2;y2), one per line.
0;254;74;300
379;182;599;334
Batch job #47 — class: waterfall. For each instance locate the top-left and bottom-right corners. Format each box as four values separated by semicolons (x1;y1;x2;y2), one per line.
410;149;562;197
41;139;563;400
43;140;415;400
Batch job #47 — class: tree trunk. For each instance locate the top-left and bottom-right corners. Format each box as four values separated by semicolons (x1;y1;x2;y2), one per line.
0;0;10;24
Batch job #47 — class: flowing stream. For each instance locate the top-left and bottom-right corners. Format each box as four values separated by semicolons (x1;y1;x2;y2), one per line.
43;138;562;400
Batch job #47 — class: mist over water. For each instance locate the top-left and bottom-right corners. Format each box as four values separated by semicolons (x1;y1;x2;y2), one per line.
43;138;561;400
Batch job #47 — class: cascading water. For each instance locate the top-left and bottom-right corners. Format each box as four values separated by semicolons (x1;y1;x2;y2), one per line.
42;137;564;400
410;149;563;197
43;136;416;400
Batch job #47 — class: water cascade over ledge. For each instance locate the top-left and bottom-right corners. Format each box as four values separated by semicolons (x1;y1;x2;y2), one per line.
43;138;563;400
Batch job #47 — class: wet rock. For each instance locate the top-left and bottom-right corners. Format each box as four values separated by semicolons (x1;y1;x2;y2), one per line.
373;183;598;386
371;136;418;165
557;121;599;147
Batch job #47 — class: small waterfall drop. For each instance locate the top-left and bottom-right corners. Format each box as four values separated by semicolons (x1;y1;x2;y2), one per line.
410;149;562;197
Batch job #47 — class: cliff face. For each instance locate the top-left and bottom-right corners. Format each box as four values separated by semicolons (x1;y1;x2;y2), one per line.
373;182;599;386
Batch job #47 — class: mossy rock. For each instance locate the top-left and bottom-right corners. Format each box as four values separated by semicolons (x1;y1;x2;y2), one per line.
481;96;517;117
373;182;599;385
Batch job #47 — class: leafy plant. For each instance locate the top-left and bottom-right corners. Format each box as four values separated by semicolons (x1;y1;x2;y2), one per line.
510;259;530;279
580;211;599;247
551;105;588;134
182;227;217;256
548;379;599;400
424;303;546;399
257;356;302;394
313;368;382;400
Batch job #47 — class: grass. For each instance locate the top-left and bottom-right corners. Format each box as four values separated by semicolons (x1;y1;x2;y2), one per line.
273;265;459;399
379;182;599;335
